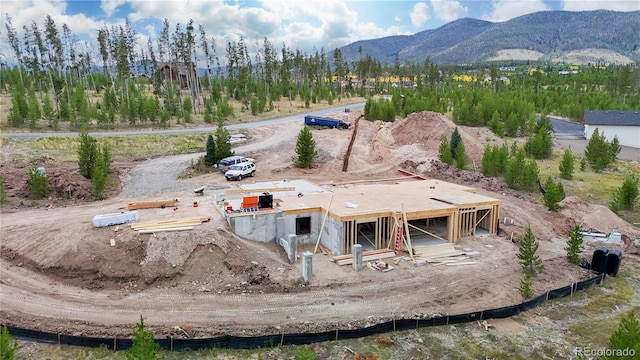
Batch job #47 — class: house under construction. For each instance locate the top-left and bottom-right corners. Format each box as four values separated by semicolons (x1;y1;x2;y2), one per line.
217;179;500;256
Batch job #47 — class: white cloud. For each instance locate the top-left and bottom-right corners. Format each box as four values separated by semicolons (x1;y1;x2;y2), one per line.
100;0;128;17
410;2;431;27
482;0;551;22
430;0;468;21
395;16;401;22
561;0;640;11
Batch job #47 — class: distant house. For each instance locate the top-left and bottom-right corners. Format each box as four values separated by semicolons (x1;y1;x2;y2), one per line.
583;110;640;148
157;62;195;89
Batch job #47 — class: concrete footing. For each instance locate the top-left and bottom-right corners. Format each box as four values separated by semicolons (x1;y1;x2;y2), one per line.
352;244;363;271
302;251;313;283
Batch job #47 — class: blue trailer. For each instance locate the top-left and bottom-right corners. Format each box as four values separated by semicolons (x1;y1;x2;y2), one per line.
304;115;351;129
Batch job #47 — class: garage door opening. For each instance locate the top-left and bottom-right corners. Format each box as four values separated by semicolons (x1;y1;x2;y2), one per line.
406;216;449;246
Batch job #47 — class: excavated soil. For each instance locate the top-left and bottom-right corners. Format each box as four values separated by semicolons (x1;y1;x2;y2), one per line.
1;111;639;339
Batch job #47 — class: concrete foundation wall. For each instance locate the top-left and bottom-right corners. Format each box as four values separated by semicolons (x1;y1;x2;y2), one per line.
320;216;344;255
282;211;323;245
228;211;282;242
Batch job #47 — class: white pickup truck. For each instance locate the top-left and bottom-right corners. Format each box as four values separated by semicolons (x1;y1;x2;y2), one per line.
224;162;256;181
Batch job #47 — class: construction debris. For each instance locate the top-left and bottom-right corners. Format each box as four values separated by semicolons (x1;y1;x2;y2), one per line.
412;243;474;266
126;199;179;211
330;249;396;266
138;226;194;234
370;260;394;272
93;211;139;228
131;216;210;233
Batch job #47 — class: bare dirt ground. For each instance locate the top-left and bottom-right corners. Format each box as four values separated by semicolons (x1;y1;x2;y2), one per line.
1;110;639;340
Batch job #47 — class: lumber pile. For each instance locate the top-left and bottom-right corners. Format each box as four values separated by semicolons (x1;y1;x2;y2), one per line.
330;249;396;266
126;199;179;210
130;216;210;233
412;243;472;265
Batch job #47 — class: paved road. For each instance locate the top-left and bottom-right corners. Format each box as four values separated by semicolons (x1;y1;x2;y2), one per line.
548;116;639;161
0;103;366;138
549;116;584;139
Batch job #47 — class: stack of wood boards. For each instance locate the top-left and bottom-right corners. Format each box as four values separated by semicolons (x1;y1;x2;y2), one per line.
330;249;396;266
126;199;179;210
412;243;476;265
131;216;210;233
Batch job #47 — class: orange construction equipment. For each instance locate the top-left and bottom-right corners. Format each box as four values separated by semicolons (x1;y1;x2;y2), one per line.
241;196;259;212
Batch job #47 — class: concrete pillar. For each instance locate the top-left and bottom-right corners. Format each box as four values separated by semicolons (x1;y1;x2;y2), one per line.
276;214;284;241
352;244;363;271
302;251;313;283
287;234;298;263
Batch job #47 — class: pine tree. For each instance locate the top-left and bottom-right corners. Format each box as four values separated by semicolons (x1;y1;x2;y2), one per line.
481;145;494;176
0;325;19;360
543;176;565;211
559;149;575;180
585;129;610;172
214;118;233;161
293;125;318;169
606;310;640;360
450;128;462;160
102;141;112;174
522;159;539;192
519;273;533;299
42;94;56;129
610;172;639;212
204;134;216;166
505;148;526;190
91;150;107;200
126;315;161;360
0;172;7;204
454;141;467;170
182;96;192;123
438;137;453;165
609;136;621;163
78;131;98;179
517;226;544;277
565;226;584;265
28;166;50;199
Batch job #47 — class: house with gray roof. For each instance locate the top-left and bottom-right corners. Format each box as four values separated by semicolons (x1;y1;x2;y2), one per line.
583;110;640;148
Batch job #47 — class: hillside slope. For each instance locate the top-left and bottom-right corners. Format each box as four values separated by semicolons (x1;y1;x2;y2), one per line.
340;10;640;65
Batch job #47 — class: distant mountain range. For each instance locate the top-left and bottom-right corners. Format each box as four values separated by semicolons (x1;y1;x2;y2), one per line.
340;10;640;65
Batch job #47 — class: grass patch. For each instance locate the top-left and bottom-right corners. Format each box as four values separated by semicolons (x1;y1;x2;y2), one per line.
537;151;640;223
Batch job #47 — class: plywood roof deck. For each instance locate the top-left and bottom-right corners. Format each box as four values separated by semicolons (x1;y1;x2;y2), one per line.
277;179;500;220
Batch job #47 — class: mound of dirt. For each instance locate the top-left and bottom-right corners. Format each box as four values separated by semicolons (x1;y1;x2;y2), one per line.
559;196;640;237
390;111;501;161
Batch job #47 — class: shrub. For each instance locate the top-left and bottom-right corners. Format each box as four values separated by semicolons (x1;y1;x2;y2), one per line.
28;166;49;199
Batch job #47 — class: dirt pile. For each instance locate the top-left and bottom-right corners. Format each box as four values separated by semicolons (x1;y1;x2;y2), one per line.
390;111;502;161
559;196;640;237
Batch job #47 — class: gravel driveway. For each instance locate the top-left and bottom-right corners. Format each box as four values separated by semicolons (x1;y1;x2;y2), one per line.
119;153;204;197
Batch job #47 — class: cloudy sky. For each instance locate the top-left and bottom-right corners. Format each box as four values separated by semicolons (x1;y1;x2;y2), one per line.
2;0;639;60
